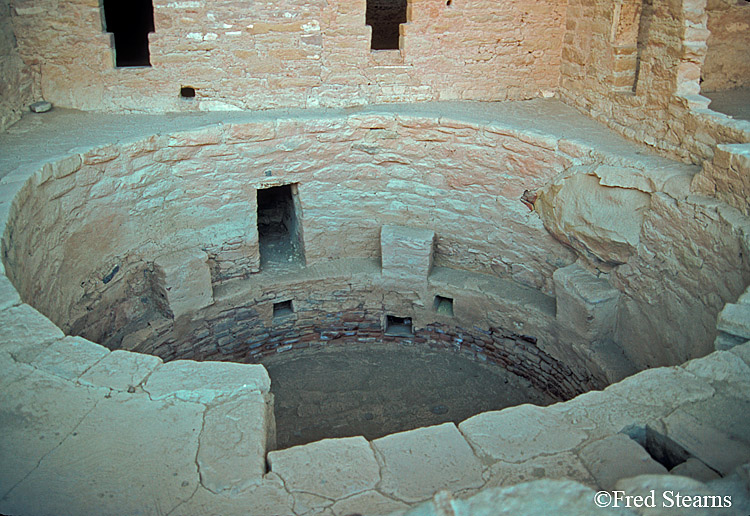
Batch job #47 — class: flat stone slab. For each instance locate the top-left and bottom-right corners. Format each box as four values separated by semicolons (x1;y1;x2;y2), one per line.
331;490;410;515
144;359;270;403
31;336;109;381
372;422;484;503
717;303;750;339
78;349;162;391
485;451;595;488
0;368;103;504
579;434;668;491
1;391;203;516
459;404;588;463
0;274;21;311
268;436;380;500
198;393;273;493
0;304;64;363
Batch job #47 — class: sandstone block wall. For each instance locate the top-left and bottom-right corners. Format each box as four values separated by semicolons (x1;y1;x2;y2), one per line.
7;0;565;113
0;0;35;130
559;0;750;166
701;0;750;91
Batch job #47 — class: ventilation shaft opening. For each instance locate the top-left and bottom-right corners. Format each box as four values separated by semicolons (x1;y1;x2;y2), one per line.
366;0;407;50
102;0;155;67
257;184;305;268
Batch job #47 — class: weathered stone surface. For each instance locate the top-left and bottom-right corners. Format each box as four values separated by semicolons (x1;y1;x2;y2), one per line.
381;225;435;283
1;392;202;516
331;490;410;516
604;367;715;411
30;336;109;380
612;194;750;368
459;404;588;463
536;171;650;265
682;349;750;391
170;476;294;516
614;475;728;516
0;368;104;505
485;451;596;488
717;303;750;340
554;263;620;341
29;101;52;113
0;274;21;311
78;349;162;391
648;409;750;476
198;393;274;493
154;248;214;320
579;434;668;491
373;423;484;503
431;480;638;516
268;436;380;500
670;458;721;483
0;304;64;363
144;360;271;403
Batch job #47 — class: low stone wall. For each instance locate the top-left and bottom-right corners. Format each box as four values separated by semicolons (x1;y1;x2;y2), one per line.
124;266;599;401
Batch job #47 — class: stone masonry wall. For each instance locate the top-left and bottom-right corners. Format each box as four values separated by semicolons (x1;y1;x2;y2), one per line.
1;113;578;338
0;0;35;130
559;0;750;165
120;266;600;401
8;0;565;112
701;0;750;91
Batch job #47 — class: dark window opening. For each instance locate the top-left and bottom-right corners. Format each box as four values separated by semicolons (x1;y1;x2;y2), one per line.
257;184;305;268
434;296;454;316
273;300;294;319
180;86;196;99
385;315;413;336
366;0;407;50
102;0;155;67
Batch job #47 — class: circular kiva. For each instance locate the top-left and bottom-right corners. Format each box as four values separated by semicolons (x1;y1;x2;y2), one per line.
1;105;749;515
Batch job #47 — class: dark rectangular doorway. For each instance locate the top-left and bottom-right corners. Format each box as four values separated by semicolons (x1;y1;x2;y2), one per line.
257;184;304;268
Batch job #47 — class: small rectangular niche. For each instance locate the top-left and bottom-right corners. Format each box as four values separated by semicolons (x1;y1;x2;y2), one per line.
433;295;454;316
273;300;294;319
367;0;407;50
385;315;413;336
257;184;305;268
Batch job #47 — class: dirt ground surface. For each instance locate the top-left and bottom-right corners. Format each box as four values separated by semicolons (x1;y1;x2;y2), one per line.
261;342;554;449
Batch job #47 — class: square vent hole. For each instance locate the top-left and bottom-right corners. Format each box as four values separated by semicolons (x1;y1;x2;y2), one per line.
434;295;454;316
273;300;294;319
385;315;413;336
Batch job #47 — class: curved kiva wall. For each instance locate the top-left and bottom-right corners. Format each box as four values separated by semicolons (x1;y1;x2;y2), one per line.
3;107;750;373
2;106;750;515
